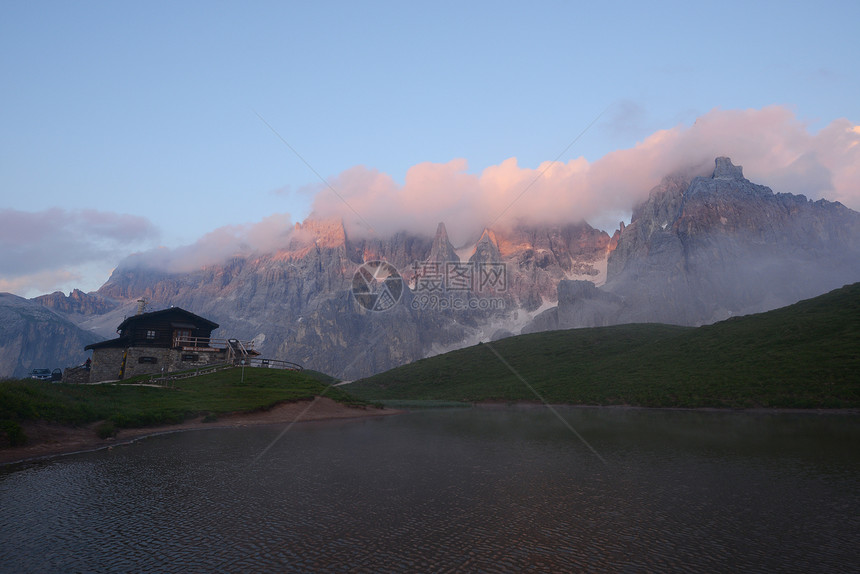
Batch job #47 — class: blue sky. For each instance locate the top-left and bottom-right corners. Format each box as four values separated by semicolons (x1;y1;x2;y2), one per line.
2;1;859;297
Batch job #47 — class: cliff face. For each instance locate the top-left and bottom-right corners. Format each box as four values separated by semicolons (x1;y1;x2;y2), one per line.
536;157;860;331
0;293;100;378
76;218;610;379
31;289;117;316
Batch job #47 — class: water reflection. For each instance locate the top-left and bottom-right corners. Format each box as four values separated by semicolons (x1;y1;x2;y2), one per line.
1;408;858;572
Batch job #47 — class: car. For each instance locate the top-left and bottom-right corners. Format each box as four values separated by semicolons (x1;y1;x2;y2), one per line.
29;368;52;381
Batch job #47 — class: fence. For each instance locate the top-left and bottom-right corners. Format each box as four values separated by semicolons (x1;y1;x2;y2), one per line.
173;336;257;352
240;357;303;371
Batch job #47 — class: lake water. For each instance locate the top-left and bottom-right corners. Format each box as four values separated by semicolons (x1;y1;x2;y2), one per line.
1;407;858;573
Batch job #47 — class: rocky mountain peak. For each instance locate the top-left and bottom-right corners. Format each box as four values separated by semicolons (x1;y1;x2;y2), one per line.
469;228;502;264
32;289;116;316
713;156;745;180
601;156;860;326
478;228;497;245
291;218;347;248
428;222;459;263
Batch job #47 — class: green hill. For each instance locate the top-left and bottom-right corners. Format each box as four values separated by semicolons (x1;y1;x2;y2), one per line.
1;367;367;446
348;283;860;408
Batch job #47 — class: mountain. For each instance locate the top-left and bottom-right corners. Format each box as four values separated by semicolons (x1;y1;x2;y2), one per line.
31;288;117;316
526;157;860;331
14;156;860;380
0;293;101;378
71;218;609;379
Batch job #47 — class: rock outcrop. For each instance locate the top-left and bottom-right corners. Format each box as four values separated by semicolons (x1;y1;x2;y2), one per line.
0;293;99;378
469;229;502;264
522;280;622;333
527;157;860;332
428;222;460;263
31;289;116;316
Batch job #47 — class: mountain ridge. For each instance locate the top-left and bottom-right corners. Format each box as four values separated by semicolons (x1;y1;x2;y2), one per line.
11;156;860;379
0;293;100;378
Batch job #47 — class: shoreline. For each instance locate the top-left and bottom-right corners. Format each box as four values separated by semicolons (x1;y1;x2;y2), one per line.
1;397;399;466
4;400;857;466
471;400;860;415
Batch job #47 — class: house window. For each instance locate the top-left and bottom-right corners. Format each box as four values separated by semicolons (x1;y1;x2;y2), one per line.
181;354;199;362
146;330;156;340
138;356;158;364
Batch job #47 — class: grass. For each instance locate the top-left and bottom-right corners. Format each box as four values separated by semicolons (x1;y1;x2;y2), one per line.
347;283;860;409
0;367;370;446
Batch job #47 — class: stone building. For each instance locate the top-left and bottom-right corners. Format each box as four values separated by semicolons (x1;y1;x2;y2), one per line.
85;307;256;383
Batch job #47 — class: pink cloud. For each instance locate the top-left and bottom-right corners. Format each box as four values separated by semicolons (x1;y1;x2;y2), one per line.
99;106;860;283
119;213;294;273
310;106;860;245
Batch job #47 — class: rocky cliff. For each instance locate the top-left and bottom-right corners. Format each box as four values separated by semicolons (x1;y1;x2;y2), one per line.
71;218;610;379
530;157;860;331
32;289;117;317
0;293;100;378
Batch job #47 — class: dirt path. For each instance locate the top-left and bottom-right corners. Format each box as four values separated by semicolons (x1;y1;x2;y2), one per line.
1;398;399;465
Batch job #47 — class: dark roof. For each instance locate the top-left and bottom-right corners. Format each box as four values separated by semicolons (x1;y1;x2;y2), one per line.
116;307;219;332
85;337;129;351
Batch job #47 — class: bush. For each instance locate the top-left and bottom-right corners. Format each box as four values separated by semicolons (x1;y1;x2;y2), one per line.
95;421;117;439
1;420;27;447
202;412;218;423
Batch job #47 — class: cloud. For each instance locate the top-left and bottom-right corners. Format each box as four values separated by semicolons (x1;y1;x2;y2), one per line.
19;105;856;295
0;209;159;294
310;106;860;245
0;269;82;298
118;213;294;273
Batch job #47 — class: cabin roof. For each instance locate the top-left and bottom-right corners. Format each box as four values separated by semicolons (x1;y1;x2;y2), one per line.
85;337;130;351
116;307;219;332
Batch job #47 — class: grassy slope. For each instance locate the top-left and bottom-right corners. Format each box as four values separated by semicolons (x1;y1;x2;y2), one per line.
0;367;365;431
348;283;860;408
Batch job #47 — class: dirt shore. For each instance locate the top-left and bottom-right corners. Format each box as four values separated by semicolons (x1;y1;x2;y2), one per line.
0;398;399;466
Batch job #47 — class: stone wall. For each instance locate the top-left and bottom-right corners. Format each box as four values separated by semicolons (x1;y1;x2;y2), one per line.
90;347;125;383
90;346;229;382
62;366;90;384
123;347;174;379
174;349;229;370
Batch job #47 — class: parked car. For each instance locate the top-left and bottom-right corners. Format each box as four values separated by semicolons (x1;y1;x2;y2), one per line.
29;368;52;381
51;368;63;382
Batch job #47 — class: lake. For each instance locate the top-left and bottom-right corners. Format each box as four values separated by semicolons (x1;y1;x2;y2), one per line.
1;407;858;572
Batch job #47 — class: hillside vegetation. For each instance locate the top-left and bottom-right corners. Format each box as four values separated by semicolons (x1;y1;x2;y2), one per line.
348;283;860;408
0;367;366;446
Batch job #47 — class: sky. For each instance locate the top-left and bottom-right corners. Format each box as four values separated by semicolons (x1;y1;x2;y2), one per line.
1;1;859;297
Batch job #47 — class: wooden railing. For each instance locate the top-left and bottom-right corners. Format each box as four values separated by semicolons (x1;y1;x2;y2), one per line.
242;357;303;371
174;336;256;352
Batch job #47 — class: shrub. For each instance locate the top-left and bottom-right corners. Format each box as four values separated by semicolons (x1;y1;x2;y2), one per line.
0;420;27;447
96;421;117;439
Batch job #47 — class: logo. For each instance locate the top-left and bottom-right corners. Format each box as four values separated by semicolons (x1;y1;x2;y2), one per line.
351;261;404;312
